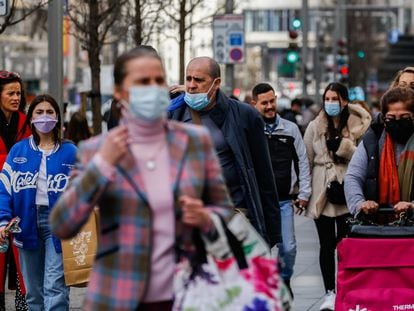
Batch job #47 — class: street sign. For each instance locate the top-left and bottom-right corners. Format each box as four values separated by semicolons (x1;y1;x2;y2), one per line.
213;14;245;64
0;0;9;17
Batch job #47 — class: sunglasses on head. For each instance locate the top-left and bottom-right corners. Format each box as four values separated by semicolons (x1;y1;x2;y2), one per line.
0;71;20;79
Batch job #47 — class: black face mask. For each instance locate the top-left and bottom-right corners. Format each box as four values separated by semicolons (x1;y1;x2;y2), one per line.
384;118;414;144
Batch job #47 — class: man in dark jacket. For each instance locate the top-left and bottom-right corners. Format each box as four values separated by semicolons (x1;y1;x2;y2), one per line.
168;56;281;246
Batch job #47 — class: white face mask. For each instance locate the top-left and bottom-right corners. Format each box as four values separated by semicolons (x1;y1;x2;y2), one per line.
128;85;170;121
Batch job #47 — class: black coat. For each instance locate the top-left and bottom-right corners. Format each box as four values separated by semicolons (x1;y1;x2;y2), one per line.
168;89;281;246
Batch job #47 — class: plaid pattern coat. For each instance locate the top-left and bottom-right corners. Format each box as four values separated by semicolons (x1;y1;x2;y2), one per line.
50;121;234;311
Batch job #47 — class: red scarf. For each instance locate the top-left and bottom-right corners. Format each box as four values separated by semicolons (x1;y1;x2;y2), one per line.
378;134;401;205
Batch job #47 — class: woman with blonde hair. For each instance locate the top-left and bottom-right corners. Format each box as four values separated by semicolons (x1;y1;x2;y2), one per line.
389;66;414;90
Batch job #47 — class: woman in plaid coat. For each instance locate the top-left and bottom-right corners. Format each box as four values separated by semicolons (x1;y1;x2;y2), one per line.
50;46;234;311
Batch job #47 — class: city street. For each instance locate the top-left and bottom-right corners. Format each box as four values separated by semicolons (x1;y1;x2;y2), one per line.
4;214;326;310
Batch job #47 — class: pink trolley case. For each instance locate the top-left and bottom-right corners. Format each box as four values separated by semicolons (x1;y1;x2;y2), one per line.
336;238;414;311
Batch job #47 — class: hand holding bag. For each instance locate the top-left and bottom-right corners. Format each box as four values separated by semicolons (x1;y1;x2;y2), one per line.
61;208;99;287
173;213;287;311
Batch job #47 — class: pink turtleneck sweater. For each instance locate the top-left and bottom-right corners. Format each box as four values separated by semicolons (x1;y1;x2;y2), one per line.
94;113;174;302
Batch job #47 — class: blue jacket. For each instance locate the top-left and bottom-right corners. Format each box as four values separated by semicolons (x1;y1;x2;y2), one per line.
0;137;77;252
168;89;281;246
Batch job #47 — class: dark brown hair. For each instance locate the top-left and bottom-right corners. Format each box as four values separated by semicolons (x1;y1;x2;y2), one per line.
0;71;27;112
66;111;91;145
323;82;350;138
381;86;414;116
113;45;161;86
323;82;350;163
252;83;275;100
27;94;62;145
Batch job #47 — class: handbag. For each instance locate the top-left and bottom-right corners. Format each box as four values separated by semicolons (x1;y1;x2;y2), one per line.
326;180;346;205
323;141;346;205
61;208;99;287
173;213;288;311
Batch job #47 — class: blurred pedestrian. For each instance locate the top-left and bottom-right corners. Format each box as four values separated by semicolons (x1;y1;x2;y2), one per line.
389;66;414;90
371;100;381;117
168;56;281;248
345;87;414;216
50;46;234;311
280;98;303;126
0;94;77;310
351;100;370;114
66;111;91;146
0;70;30;311
303;82;371;310
300;98;319;134
252;83;311;298
243;93;253;105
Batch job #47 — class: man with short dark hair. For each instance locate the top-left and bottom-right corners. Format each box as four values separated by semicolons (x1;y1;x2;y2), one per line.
252;82;311;297
168;57;281;247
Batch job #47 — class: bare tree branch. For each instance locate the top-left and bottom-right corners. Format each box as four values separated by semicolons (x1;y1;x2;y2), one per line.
65;0;131;134
0;0;51;34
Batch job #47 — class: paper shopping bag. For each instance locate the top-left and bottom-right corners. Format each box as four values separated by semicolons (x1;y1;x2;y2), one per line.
61;208;99;287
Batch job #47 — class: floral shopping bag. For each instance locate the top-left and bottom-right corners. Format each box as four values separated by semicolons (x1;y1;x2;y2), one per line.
173;213;287;311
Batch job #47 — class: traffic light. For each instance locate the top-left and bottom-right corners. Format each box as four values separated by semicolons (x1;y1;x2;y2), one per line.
339;66;349;76
292;18;302;30
286;25;300;64
356;50;365;59
288;30;298;40
287;50;300;63
336;39;349;84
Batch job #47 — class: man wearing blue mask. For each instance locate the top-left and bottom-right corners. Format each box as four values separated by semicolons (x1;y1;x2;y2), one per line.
168;56;281;247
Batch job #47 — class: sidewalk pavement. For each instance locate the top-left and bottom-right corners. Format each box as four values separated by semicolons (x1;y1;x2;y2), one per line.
5;215;326;310
291;214;326;311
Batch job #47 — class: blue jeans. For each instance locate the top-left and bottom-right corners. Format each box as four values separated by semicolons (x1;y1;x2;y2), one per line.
19;205;69;311
278;200;297;281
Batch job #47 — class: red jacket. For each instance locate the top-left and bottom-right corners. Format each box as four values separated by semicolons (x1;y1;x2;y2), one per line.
0;110;31;294
0;111;31;169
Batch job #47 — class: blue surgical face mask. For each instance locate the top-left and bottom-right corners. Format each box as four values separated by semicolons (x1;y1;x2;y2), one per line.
324;101;341;117
184;79;217;111
129;85;170;121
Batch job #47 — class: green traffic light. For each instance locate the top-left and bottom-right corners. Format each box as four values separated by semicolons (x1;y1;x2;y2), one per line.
292;18;302;29
287;51;300;63
356;50;365;59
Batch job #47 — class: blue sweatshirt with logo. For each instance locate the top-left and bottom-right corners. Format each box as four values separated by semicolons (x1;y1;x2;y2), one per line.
0;137;77;252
